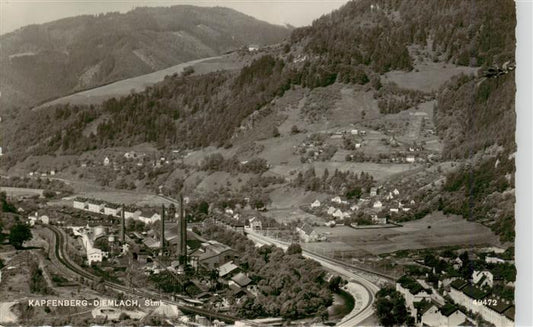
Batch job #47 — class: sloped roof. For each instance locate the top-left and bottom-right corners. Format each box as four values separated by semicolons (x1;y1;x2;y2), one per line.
504;306;515;321
219;261;239;277
231;272;252;287
299;223;315;235
440;303;459;317
486;297;513;314
450;279;468;291
462;285;488;300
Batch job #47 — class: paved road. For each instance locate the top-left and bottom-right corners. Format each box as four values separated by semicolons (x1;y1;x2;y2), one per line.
245;230;381;326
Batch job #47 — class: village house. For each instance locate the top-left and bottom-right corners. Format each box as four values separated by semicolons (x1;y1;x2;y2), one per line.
332;209;350;220
373;200;383;209
248;217;262;230
104;203;122;217
390;208;399;214
331;196;342;204
396;276;431;316
103;157;111;166
73;197;88;210
393;188;400;196
310;200;321;208
138;209;161;224
296;223;321;243
406;156;415;163
370;187;378;197
420;303;469;327
229;272;252;290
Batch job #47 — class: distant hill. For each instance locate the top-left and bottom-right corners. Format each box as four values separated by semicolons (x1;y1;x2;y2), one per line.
0;6;290;110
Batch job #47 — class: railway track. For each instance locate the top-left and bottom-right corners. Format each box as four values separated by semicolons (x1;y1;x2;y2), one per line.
45;225;240;324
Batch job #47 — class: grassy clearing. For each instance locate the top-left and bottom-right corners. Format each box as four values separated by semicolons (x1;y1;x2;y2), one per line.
313;211;500;255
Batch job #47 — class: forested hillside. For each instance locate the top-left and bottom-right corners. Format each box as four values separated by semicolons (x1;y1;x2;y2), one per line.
0;6;289;110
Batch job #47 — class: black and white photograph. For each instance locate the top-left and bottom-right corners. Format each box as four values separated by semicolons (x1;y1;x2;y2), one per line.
0;0;531;326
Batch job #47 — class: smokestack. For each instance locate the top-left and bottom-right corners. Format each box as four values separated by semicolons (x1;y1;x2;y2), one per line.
178;194;187;264
120;205;125;242
161;204;165;252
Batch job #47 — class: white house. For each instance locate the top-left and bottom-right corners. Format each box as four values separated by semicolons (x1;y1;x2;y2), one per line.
296;224;320;243
373;201;383;209
40;215;50;224
486;256;506;264
327;206;336;215
73;197;88;210
310;200;321;208
139;209;161;224
104;203;122;217
124;207;141;220
390;208;399;214
87;199;105;214
350;129;358;135
406;156;415;163
331;196;342;204
472;270;494;288
395;277;431;315
393;188;400;196
87;248;104;264
332;209;349;220
249;217;262;230
420;304;468;327
370;187;378;197
103;157;110;166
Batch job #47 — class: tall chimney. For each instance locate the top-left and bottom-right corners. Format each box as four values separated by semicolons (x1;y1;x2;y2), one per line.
178;194;187;264
120;205;125;242
160;204;165;253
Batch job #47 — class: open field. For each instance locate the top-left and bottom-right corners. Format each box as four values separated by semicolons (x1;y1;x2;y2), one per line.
312;212;500;256
382;61;478;93
34;54;242;108
0;186;43;197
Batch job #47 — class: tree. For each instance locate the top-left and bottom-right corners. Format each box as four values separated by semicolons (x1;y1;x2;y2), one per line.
9;223;32;249
374;287;414;327
286;243;302;255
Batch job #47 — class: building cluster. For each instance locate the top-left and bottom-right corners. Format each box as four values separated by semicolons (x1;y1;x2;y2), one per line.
395;248;515;327
73;197;169;224
306;185;414;226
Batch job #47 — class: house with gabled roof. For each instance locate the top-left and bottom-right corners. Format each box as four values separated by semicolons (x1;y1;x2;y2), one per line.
138;209;161;224
396;275;431;315
218;261;239;278
296;223;320;242
420;302;469;327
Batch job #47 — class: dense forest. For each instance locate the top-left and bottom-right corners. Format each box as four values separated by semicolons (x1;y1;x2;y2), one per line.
202;225;333;319
4;0;515;163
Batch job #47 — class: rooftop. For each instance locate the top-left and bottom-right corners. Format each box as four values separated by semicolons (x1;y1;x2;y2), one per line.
231;272;252;287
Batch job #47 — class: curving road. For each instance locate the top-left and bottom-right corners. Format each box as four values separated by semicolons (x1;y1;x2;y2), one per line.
245;230;382;326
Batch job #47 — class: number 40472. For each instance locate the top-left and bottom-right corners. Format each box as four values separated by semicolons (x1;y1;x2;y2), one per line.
473;299;497;306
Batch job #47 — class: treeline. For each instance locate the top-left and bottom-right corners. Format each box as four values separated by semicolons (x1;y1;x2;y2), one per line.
200;153;269;174
0;176;73;194
292;167;374;197
202;225;332;319
376;82;431;114
293;0;514;71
